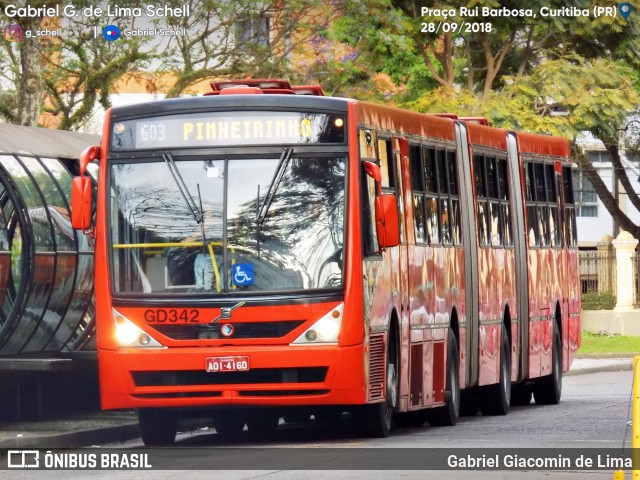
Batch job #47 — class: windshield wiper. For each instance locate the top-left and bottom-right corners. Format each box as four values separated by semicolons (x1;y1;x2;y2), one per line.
163;153;203;225
257;147;293;225
163;153;208;249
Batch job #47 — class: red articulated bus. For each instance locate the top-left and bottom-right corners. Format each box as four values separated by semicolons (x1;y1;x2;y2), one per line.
71;79;580;445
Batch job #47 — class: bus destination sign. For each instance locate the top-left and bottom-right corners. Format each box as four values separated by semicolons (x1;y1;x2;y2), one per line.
111;111;345;150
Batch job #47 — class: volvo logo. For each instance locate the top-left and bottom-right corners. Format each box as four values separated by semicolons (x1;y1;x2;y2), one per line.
210;302;245;324
220;324;235;337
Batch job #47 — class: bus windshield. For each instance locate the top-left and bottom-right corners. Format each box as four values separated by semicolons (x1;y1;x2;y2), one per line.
109;155;345;296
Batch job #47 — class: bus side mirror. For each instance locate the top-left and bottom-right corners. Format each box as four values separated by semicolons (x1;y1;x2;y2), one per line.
375;193;400;249
71;176;93;230
363;161;382;183
79;145;100;175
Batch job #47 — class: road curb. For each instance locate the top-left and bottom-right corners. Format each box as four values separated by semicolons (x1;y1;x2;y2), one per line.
566;361;634;377
576;352;640;359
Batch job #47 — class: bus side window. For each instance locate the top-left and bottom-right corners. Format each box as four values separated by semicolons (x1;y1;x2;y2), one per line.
535;162;551;247
361;164;380;256
378;138;395;190
474;153;489;246
380;137;406;242
447;150;462;245
359;128;379;256
497;158;512;247
423;146;439;244
410;144;426;244
545;163;560;247
524;162;539;247
437;149;452;244
486;156;502;246
563;166;577;247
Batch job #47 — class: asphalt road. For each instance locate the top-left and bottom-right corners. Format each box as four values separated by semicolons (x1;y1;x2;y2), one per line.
5;370;635;479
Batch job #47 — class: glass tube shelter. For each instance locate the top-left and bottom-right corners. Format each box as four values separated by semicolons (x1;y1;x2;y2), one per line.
0;124;98;355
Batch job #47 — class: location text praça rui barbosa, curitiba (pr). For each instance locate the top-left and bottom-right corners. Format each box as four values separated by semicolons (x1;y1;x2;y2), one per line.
420;5;619;19
3;4;189;18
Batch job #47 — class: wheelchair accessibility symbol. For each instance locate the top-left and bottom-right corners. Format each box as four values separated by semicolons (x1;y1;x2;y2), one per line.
233;264;254;286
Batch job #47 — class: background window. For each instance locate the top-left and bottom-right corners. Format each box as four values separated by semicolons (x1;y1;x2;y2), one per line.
573;170;598;217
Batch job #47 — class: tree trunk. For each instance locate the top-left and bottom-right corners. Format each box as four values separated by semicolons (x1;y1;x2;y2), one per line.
606;143;640;214
17;16;44;126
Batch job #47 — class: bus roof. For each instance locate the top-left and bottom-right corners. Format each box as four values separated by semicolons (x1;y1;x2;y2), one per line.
513;131;571;158
466;122;507;150
110;94;349;120
353;101;456;142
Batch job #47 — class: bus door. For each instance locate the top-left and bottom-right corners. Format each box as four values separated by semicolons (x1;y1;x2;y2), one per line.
506;132;529;381
455;122;479;388
391;137;415;401
394;136;429;408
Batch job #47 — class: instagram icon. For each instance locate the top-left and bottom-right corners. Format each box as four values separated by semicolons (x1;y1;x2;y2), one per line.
4;25;23;42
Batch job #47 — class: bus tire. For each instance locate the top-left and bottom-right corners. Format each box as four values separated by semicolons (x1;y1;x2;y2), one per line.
359;329;398;438
533;324;562;405
479;324;511;416
428;328;460;426
138;408;178;446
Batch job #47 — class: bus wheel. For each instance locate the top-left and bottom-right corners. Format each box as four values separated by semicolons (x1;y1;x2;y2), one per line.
429;328;461;426
479;324;511;416
138;408;178;446
359;330;398;438
215;415;246;438
533;324;562;405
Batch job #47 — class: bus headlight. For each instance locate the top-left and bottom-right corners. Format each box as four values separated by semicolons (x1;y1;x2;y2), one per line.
292;303;343;345
113;309;164;348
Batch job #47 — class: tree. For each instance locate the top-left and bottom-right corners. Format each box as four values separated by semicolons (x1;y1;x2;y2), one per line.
331;0;640;99
0;0;152;129
328;0;640;237
156;0;333;97
0;0;58;125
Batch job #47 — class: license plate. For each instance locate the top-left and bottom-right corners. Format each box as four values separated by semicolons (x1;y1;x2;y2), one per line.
205;356;250;372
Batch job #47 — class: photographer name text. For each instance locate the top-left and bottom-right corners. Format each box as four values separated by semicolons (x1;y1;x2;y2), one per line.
3;4;189;18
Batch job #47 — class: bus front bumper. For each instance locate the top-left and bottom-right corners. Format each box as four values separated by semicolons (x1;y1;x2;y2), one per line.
98;343;367;409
